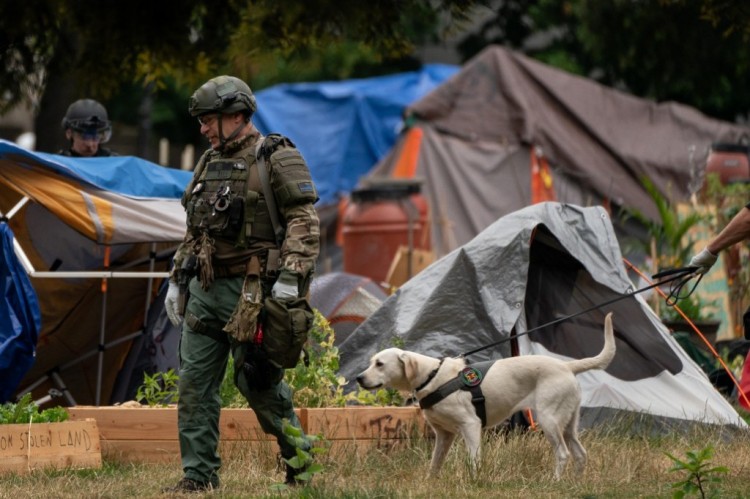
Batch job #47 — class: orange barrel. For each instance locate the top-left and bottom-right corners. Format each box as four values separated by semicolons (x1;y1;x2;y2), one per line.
706;143;750;185
342;179;430;285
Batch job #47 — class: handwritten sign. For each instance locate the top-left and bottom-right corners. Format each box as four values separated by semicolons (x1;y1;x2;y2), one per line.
0;420;101;475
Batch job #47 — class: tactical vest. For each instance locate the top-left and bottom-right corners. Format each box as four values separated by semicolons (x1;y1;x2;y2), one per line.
184;143;277;247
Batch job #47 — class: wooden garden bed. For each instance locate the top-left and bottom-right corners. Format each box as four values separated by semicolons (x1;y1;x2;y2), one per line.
0;419;101;475
67;406;427;464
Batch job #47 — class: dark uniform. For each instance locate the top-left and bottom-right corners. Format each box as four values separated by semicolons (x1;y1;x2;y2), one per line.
58;99;115;157
166;76;320;492
58;146;115;157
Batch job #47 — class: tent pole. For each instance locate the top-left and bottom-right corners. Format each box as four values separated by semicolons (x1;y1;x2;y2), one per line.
143;243;157;323
50;371;76;406
96;247;111;406
2;196;30;220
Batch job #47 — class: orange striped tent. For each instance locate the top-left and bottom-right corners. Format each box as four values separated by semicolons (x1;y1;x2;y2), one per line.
0;140;189;406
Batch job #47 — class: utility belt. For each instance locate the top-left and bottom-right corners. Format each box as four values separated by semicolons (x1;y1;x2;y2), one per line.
201;248;281;280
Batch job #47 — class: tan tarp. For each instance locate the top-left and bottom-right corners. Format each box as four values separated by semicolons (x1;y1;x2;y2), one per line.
368;45;750;257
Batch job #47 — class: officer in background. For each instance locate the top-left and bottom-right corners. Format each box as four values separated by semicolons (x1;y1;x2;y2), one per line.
162;75;320;493
59;99;115;157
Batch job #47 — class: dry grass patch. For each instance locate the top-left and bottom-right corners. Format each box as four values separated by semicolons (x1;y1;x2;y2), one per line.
1;422;749;498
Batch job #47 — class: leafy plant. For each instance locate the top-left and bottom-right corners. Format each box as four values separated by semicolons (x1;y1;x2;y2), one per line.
284;311;403;408
270;419;326;492
0;393;69;424
661;293;719;324
665;445;728;498
140;309;404;409
622;176;705;272
135;369;179;407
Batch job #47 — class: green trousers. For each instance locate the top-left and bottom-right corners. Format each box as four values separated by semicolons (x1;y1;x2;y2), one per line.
178;276;307;486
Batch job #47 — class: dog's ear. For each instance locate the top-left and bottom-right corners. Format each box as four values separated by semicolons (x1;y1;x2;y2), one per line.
399;352;418;383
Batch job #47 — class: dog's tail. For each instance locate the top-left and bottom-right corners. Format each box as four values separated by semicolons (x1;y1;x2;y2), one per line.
566;312;615;374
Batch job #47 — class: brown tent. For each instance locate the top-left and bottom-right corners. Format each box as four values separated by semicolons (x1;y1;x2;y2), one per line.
366;45;750;257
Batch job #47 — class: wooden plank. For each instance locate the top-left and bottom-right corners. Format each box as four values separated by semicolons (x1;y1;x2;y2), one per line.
0;420;102;475
68;406;177;440
68;407;299;442
218;409;278;441
304;407;427;440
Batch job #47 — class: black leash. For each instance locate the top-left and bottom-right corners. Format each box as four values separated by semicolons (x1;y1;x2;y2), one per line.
460;266;700;358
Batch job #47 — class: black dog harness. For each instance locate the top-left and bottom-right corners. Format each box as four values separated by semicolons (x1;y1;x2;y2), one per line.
417;360;494;427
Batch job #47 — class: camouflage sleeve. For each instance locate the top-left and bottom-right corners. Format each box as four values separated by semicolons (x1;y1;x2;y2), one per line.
279;203;320;277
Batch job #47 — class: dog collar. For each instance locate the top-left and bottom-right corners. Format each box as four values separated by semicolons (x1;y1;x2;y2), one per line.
414;358;445;392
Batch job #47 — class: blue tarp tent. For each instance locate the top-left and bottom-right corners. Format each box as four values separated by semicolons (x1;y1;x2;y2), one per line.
0;140;190;405
254;64;459;205
0;222;41;403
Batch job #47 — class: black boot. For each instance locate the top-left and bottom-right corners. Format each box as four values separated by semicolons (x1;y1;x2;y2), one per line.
161;477;214;493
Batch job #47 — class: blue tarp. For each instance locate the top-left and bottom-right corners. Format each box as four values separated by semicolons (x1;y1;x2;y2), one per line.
254;64;459;205
0;223;41;403
0;140;192;199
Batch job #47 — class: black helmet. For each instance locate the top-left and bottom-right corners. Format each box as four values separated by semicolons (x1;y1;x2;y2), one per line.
188;76;257;118
62;99;112;143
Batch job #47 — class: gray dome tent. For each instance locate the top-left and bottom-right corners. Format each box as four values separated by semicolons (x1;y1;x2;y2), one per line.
339;203;746;431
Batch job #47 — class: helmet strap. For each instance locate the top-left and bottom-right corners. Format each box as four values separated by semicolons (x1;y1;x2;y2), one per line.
217;114;246;150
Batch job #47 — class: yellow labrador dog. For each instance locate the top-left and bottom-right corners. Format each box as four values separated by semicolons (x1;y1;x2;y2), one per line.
357;312;615;479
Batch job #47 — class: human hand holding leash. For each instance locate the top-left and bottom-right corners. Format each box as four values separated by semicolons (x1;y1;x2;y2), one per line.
689;248;718;275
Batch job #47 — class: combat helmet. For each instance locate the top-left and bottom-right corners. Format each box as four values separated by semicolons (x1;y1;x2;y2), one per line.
189;76;257;117
62;99;112;143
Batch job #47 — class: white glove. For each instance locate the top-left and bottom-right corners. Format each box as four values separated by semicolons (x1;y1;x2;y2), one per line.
164;281;183;326
689;248;718;275
272;271;299;300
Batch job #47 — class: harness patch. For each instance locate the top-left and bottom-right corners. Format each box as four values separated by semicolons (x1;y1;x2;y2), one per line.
460;366;483;387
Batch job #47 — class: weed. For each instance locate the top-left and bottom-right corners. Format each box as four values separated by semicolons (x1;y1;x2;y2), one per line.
135;369;179;406
665;445;728;498
270;419;326;492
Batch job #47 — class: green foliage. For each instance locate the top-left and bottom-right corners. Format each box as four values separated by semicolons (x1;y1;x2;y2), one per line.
665;445;728;498
0;393;69;424
285;311;403;408
217;310;404;408
130;309;404;409
135;369;179;407
220;355;247;408
459;0;750;122
622;176;706;272
661;294;719;323
284;311;349;408
0;0;484;113
270;419;326;491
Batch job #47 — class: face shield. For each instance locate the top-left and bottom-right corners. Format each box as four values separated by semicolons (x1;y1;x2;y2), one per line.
68;119;112;144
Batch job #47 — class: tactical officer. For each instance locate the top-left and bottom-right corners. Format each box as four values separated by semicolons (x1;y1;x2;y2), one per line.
163;75;320;493
59;99;115;157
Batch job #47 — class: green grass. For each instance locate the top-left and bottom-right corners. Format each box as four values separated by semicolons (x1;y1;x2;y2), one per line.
2;423;750;498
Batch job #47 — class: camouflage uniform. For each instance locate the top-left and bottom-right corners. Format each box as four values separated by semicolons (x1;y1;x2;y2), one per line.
172;126;319;487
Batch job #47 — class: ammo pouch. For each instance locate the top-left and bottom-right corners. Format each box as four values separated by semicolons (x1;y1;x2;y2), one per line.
262;296;314;369
223;268;263;343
